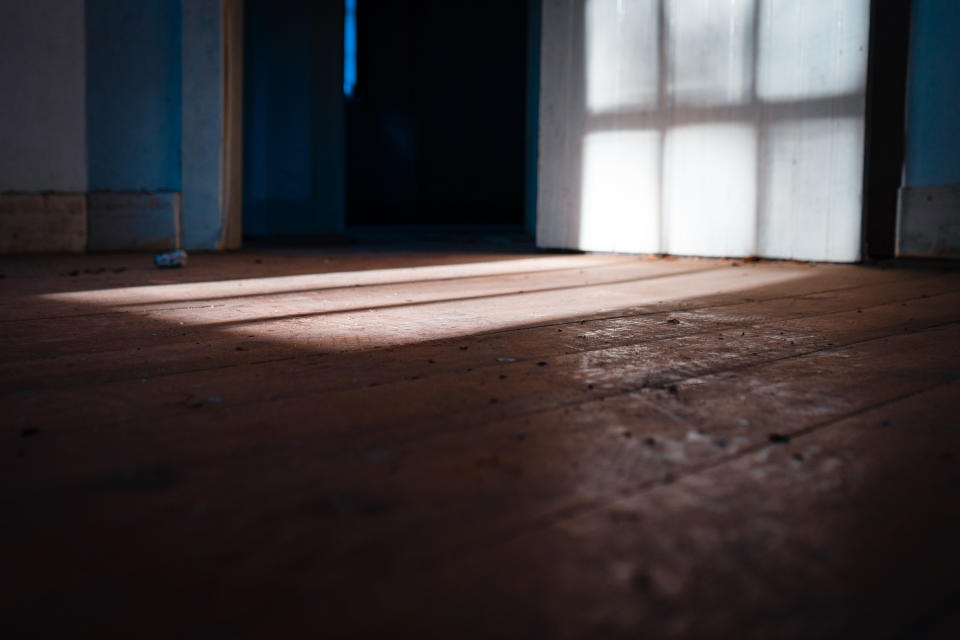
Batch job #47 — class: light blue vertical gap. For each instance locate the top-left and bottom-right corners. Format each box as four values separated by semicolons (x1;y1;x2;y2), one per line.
344;0;357;96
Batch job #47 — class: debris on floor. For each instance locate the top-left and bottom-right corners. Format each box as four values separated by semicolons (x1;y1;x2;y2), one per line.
183;396;224;409
154;249;188;269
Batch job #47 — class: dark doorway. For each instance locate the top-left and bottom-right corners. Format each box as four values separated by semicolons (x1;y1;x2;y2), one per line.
242;0;346;239
861;0;914;260
346;0;529;227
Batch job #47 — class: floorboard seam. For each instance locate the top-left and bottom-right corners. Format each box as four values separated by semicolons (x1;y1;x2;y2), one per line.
423;377;960;572
5;289;954;397
0;262;703;324
475;279;960;337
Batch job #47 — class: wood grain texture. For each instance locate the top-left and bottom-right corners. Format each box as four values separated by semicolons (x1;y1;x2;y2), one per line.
1;248;958;638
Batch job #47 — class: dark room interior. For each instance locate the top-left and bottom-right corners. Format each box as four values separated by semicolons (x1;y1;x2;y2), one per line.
2;1;960;638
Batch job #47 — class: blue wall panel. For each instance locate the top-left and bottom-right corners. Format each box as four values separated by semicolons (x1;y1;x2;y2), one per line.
243;0;345;237
86;0;182;191
905;0;960;187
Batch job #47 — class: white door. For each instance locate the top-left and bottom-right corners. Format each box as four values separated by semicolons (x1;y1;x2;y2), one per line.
537;0;870;262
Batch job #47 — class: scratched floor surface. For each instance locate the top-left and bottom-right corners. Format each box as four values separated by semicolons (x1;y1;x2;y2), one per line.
2;247;959;638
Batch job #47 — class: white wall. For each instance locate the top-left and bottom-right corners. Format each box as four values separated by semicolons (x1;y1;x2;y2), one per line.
0;0;87;192
538;0;870;262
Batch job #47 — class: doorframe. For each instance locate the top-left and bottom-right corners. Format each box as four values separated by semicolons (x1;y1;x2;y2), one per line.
525;0;542;237
221;0;244;249
860;0;913;260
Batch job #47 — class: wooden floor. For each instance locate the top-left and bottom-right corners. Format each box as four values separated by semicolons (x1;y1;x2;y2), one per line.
2;246;960;638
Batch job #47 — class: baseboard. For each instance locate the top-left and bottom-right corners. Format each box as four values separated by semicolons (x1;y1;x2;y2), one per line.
87;191;181;251
897;185;960;259
0;193;87;253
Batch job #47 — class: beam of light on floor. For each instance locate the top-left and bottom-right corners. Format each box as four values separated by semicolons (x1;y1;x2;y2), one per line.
34;257;815;352
36;255;633;306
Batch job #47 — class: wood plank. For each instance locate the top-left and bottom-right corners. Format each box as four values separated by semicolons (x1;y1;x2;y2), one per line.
298;380;960;639
2;261;955;392
0;253;630;320
4;282;958;431
2;251;959;638
6;312;959;531
0;249;589;300
4;327;958;637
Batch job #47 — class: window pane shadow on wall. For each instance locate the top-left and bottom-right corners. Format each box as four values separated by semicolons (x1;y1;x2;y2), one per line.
539;0;869;263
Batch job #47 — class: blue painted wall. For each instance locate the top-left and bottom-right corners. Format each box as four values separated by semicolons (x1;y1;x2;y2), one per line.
244;0;345;236
85;0;182;191
181;0;226;248
904;0;960;187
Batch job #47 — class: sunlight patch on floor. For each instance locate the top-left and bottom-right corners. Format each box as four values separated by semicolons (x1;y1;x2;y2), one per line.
37;257;814;351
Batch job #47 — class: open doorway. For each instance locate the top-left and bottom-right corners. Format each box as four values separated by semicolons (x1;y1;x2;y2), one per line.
243;0;535;244
242;0;346;239
345;0;529;230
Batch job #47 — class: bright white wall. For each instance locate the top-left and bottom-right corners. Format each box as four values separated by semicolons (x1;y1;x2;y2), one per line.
0;0;87;192
538;0;870;262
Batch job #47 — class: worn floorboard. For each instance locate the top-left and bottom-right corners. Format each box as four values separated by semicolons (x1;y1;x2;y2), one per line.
1;248;959;638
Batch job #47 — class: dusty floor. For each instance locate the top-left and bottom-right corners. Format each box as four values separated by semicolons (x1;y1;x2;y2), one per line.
1;246;960;638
